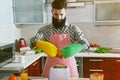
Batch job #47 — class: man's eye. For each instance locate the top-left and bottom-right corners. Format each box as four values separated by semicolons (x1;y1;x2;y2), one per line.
54;14;58;16
60;14;63;16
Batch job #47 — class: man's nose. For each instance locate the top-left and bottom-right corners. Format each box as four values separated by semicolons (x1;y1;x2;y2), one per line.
57;15;62;19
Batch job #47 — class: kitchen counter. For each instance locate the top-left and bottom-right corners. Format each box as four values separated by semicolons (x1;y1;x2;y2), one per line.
1;52;120;72
0;53;44;72
1;51;120;79
41;51;120;58
1;76;89;80
74;52;120;58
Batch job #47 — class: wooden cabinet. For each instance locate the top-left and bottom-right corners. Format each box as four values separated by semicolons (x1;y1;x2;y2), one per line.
83;57;109;80
109;58;120;80
28;58;42;76
20;58;42;76
83;57;120;80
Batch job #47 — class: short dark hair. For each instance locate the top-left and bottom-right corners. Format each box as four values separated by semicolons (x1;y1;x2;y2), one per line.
52;0;67;9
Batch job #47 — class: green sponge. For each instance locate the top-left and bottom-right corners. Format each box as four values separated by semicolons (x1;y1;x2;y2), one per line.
62;44;83;58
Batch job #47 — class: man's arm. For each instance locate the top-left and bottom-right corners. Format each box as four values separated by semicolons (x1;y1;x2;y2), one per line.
73;25;90;51
30;27;44;48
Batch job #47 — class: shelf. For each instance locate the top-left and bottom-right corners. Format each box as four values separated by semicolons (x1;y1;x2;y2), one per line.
44;0;93;3
67;2;85;7
95;1;120;4
76;0;93;2
94;21;120;26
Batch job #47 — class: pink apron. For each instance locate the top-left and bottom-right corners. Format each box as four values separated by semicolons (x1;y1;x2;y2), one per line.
41;28;78;78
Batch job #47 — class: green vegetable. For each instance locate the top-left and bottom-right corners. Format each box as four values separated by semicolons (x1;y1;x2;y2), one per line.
33;47;42;53
96;47;109;53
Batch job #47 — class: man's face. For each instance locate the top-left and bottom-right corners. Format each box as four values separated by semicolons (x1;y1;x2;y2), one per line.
52;8;66;22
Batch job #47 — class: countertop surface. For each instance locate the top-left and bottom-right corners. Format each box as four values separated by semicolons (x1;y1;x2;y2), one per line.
1;76;89;80
1;51;120;72
75;52;120;58
0;53;43;72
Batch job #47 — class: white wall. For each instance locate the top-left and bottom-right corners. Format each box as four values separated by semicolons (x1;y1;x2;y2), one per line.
0;0;21;44
75;23;120;48
0;25;21;43
21;24;47;46
0;0;13;24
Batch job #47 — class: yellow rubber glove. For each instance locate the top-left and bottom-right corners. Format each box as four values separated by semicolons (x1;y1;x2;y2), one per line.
35;40;57;57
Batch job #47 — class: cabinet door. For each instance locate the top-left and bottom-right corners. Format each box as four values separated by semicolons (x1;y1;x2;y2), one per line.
83;57;109;80
75;57;83;77
28;59;42;76
94;0;120;25
13;0;44;24
109;58;120;80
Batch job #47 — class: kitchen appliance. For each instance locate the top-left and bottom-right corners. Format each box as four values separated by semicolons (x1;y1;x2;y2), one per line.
0;43;15;67
41;57;84;78
75;57;83;77
49;66;70;80
18;38;26;51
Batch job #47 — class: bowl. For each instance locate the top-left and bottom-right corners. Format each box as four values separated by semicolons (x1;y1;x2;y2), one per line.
89;47;98;52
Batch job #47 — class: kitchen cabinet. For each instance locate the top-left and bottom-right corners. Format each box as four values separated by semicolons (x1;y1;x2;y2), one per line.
94;0;120;25
28;58;42;76
83;57;120;80
45;0;93;23
83;57;109;80
22;58;42;76
15;58;42;76
109;58;120;80
12;0;45;24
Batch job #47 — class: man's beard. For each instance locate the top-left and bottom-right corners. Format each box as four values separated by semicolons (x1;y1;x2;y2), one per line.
52;17;66;29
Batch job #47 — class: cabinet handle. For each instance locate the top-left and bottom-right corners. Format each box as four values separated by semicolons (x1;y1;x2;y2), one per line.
25;69;28;72
32;62;38;66
89;69;103;72
116;60;120;62
89;59;103;62
23;69;28;73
